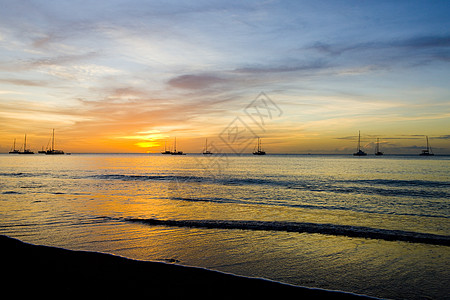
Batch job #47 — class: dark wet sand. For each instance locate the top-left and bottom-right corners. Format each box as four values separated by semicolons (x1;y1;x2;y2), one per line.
1;235;376;298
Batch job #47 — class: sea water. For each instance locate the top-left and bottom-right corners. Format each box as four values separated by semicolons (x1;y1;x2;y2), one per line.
0;154;449;299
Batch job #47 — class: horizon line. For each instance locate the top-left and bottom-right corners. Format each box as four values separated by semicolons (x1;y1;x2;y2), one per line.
2;152;449;156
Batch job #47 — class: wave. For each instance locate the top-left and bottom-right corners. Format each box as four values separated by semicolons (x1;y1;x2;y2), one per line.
351;179;450;188
0;172;38;177
167;195;449;219
90;174;200;182
89;174;449;199
125;218;450;246
288;183;449;199
2;191;22;195
3;171;447;200
2;171;448;190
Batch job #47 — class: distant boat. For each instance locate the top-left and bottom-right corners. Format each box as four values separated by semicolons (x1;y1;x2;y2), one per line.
161;141;171;154
253;137;266;155
18;134;34;154
38;146;46;154
419;136;434;156
170;137;185;155
375;138;384;156
203;138;213;155
45;129;64;155
9;138;19;154
353;131;367;156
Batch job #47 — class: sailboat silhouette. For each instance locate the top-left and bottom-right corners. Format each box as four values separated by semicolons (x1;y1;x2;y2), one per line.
253;137;266;155
353;131;367;156
375;138;383;156
9;138;19;154
19;134;34;154
419;136;434;156
161;141;171;154
170;137;185;155
203;138;213;155
45;129;64;155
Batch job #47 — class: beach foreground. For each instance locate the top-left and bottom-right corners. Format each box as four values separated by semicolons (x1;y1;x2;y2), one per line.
1;235;375;298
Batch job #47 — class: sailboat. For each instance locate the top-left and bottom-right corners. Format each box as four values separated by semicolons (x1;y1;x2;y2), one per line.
419;136;434;156
161;141;171;154
253;137;266;155
170;137;185;155
375;138;384;156
353;131;367;156
9;139;19;154
19;134;34;154
203;138;213;155
45;129;64;155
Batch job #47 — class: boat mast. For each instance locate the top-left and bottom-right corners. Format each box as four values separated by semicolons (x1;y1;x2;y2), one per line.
357;131;361;152
174;137;176;152
426;136;433;154
52;129;55;151
24;134;26;151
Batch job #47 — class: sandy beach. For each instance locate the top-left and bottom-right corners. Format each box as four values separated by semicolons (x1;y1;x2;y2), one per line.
1;235;375;298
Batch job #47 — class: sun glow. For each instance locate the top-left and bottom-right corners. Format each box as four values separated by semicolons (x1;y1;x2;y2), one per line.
135;141;161;148
115;130;168;150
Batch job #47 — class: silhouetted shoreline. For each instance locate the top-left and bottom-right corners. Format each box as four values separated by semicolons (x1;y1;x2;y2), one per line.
1;235;375;298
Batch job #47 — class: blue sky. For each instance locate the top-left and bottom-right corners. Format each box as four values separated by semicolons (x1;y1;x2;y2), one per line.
0;0;449;153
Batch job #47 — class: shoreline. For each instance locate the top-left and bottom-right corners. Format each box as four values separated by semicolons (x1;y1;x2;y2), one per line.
1;235;377;298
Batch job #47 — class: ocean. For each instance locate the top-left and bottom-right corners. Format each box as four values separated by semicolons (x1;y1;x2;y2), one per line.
0;153;449;299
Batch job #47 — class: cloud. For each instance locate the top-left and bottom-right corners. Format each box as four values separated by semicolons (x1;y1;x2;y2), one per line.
72;92;227;135
335;134;449;141
233;60;329;74
0;51;101;78
105;87;149;100
167;74;229;90
0;78;48;87
307;34;450;66
310;34;450;54
433;135;450;140
25;52;99;68
395;35;450;49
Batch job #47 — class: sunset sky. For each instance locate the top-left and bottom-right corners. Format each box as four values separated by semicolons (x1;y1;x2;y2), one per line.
1;0;449;154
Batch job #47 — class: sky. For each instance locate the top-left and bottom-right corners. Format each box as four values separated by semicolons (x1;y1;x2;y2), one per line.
0;0;449;154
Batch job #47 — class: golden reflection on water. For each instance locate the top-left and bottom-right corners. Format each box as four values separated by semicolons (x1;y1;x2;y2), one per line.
1;154;449;300
72;217;448;300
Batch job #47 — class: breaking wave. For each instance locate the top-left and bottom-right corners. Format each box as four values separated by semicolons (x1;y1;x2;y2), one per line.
125;218;450;246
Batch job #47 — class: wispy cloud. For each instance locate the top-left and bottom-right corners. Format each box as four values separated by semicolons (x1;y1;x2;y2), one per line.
430;135;450;140
336;134;449;141
233;60;329;74
0;78;48;87
25;52;99;68
309;35;450;54
168;74;230;90
307;34;450;67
